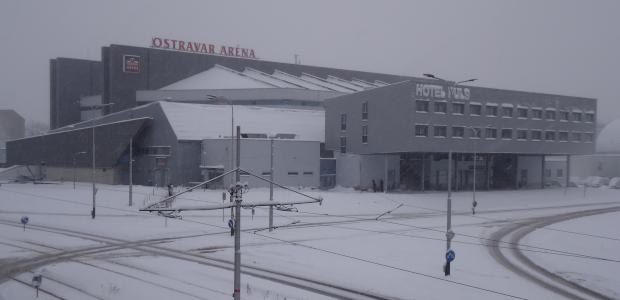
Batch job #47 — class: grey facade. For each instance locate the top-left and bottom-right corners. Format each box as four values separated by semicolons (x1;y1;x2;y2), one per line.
0;110;25;166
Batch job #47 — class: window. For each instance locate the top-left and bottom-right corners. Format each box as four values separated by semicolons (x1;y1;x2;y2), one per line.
362;102;368;120
557;169;563;177
517;107;528;118
340;113;347;131
571;132;581;142
486;128;497;139
572;112;582;122
362;125;368;144
585;113;595;122
470;127;482;138
434;101;447;113
340;136;346;153
486;105;498;116
545;109;556;120
501;106;513;117
261;171;272;176
470;104;482;116
584;133;594;142
416;100;430;112
434;125;447;137
517;130;528;140
303;171;314;175
452;103;465;114
531;130;542;140
415;125;429;137
532;109;543;119
501;128;513;139
559;131;569;141
545;130;556;141
452;126;465;138
559;111;569;121
288;171;299;175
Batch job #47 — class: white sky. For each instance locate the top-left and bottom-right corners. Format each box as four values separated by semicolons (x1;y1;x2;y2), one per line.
1;0;619;125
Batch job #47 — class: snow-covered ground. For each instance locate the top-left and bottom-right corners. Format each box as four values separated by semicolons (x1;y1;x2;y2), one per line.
1;182;619;299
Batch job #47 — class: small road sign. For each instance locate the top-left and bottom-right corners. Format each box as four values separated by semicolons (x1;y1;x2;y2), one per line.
21;216;29;231
446;249;456;263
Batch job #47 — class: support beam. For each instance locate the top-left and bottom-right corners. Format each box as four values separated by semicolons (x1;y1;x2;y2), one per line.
541;155;546;189
421;153;425;192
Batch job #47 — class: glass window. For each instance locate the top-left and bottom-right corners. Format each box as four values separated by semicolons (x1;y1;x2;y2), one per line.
340;136;346;153
545;109;556;120
501;128;513;139
560;111;569;121
415;125;429;137
416;100;429;112
517;130;528;140
501;106;513;117
531;130;542;140
545;130;556;141
434;102;447;113
452;126;464;138
288;171;299;175
486;128;497;139
486;105;498;116
557;169;563;177
584;133;594;142
571;132;581;142
362;125;368;143
362;102;368;120
532;109;543;119
434;126;447;137
585;113;595;122
470;104;482;116
517;108;528;118
559;131;568;141
470;127;482;138
452;103;465;114
340;113;347;131
572;112;582;122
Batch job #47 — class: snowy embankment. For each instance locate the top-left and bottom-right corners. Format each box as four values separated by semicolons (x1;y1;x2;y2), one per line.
0;182;619;299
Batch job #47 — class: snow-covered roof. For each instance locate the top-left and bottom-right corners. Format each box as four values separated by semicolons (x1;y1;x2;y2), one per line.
596;118;620;153
160;65;278;90
159;101;325;142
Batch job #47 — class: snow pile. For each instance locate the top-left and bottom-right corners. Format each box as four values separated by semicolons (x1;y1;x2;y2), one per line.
608;177;620;189
585;176;610;187
596;118;620;153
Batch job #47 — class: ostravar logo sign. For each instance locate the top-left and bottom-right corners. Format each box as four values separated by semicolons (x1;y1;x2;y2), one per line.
123;55;141;73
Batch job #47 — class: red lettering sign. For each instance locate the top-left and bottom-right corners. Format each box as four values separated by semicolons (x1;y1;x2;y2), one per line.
150;36;257;59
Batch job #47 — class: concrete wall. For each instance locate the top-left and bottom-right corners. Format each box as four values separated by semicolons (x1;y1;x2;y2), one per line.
570;155;620;178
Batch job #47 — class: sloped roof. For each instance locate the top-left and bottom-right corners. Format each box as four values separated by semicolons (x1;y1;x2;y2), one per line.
160;65;278;90
597;118;620;153
159;101;324;142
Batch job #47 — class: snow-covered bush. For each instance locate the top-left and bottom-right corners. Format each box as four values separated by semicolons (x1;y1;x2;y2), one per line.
609;177;620;189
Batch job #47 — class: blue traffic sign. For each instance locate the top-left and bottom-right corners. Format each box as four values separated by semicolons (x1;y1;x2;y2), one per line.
446;250;456;263
228;219;235;229
21;216;29;225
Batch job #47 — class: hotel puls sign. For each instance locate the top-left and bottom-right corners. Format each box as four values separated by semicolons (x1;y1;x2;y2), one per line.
414;83;471;101
151;36;257;59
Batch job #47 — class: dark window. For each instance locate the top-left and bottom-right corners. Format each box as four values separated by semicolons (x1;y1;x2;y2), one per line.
559;131;569;141
501;106;513;117
557;169;563;177
434;126;447;137
501;128;513;139
470;104;482;116
571;132;581;142
572;112;582;122
486;128;497;139
261;171;272;176
531;130;542;140
303;171;314;175
517;108;528;118
545;109;556;120
362;125;368;144
416;100;430;112
584;133;594;142
452;103;465;114
470;127;482;138
486;105;498;116
434;102;447;113
532;109;543;119
340;136;346;153
415;125;429;137
545;131;556;141
288;171;299;175
517;130;528;140
585;113;595;122
560;111;569;121
340;113;347;131
362;102;368;120
452;126;464;138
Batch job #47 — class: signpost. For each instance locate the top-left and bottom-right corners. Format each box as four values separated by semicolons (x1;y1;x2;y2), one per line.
32;274;42;297
20;216;29;231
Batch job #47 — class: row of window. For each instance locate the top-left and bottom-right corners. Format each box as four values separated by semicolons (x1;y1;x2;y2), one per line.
414;100;595;122
260;171;314;176
414;125;594;142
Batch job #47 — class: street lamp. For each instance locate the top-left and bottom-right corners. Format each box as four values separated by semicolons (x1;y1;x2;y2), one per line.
468;127;480;214
73;151;87;189
423;73;477;85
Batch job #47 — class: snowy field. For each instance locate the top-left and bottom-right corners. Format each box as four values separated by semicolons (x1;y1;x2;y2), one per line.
1;182;619;299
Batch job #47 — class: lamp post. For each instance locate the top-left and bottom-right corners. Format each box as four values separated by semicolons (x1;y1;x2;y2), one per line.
469;127;480;214
207;95;235;220
73;151;87;189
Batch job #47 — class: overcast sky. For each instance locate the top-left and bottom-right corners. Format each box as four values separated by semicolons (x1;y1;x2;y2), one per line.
1;0;619;125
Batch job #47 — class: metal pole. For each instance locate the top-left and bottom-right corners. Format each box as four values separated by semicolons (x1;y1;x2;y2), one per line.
230;104;235;220
73;156;76;190
129;137;133;207
269;138;274;232
384;155;388;193
421;153;425;192
447;150;452;251
91;127;96;219
233;185;242;300
472;128;477;214
565;155;570;194
236;126;241;183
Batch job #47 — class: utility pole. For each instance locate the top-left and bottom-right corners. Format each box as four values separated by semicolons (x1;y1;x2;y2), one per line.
269;138;274;232
129;137;133;207
232;182;242;300
91;126;96;219
444;150;455;276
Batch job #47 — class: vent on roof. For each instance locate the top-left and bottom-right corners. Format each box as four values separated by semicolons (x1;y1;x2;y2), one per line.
241;133;268;139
